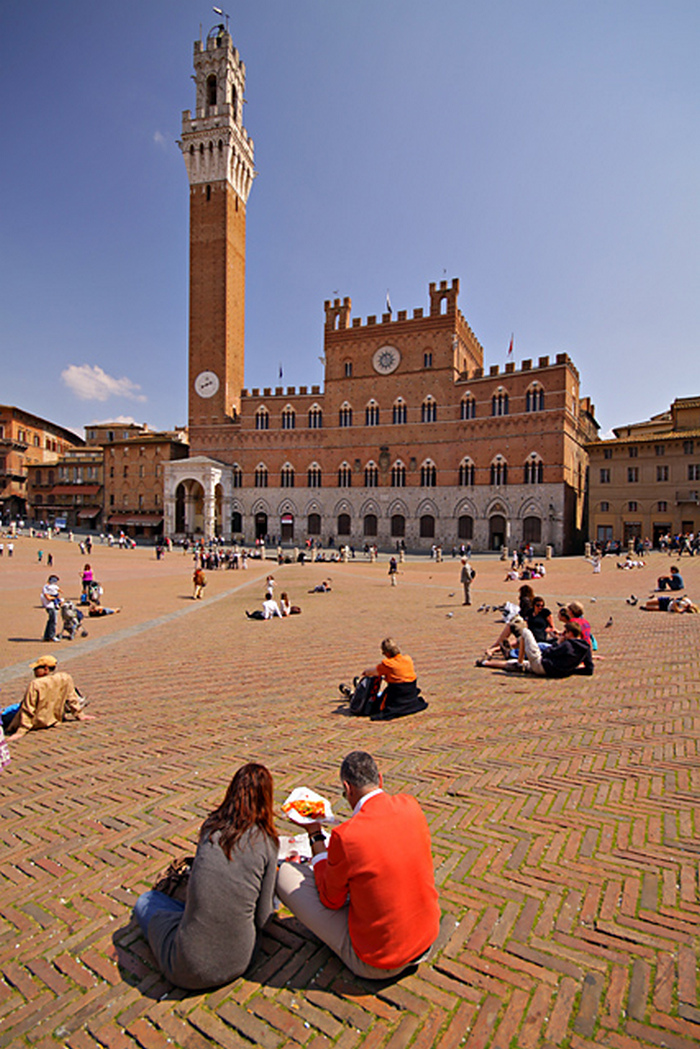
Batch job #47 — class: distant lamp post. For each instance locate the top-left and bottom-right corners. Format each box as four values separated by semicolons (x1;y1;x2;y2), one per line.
213;6;230;31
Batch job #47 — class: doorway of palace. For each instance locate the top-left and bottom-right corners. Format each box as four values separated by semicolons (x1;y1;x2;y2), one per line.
255;512;268;540
281;513;294;541
489;514;506;550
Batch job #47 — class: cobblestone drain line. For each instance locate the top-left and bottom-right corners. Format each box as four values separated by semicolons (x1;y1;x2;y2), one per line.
0;575;264;687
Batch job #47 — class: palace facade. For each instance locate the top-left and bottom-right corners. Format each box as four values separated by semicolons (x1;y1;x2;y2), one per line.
164;25;598;552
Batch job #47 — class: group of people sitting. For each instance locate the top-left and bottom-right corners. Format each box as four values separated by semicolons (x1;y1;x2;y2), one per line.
134;752;441;990
476;584;595;677
246;578;302;619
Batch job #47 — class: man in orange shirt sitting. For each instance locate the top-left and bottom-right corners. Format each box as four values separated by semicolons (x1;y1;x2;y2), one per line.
276;751;440;979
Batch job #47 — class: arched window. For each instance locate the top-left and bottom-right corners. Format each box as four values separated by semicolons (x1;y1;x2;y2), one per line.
47;470;54;485
255;407;269;430
423;351;433;368
338;462;352;487
491;389;509;416
308;512;321;535
421;397;437;422
458;515;474;539
280;463;295;488
35;469;42;485
339;403;353;427
281;406;296;430
421;461;437;487
207;75;217;107
308;405;323;429
344;361;352;378
420;515;435;538
392;399;407;425
391;461;406;487
307;463;322;488
364;514;378;536
254;464;268;488
232;464;242;488
338;513;351;536
523;516;542;544
526;384;545;412
365;400;379;426
231;511;242;533
460;395;476;420
364;462;379;487
524;456;544;484
459;459;475;486
391;514;405;537
490;458;508;485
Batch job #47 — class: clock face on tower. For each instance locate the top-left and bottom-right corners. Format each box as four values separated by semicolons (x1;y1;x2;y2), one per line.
372;345;401;375
194;370;220;398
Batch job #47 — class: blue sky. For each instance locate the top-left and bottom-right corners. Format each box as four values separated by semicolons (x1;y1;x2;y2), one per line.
2;0;699;437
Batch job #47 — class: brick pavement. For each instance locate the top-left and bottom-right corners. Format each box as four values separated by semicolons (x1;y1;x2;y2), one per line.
1;539;699;1048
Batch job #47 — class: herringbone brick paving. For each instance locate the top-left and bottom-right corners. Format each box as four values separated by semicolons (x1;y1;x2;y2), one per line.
1;538;699;1048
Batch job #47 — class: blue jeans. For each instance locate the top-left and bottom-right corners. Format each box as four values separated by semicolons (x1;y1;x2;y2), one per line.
43;606;57;641
134;890;184;936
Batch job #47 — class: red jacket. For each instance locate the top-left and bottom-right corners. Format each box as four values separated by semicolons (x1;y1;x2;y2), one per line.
313;791;440;969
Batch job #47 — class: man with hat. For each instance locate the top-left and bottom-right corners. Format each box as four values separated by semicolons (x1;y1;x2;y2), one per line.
2;656;94;739
41;574;62;642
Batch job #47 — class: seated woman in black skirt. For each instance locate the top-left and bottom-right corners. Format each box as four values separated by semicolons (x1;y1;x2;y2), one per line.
341;638;428;721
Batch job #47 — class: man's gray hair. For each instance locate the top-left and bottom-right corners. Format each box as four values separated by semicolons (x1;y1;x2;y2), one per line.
340;751;380;789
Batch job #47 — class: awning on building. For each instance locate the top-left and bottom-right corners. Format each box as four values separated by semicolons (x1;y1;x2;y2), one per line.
77;508;102;519
107;514;164;527
50;485;101;496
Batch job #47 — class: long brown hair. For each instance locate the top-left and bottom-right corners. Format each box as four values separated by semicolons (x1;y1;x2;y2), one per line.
200;763;278;859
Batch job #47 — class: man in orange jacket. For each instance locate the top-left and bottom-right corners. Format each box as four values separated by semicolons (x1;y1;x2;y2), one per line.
276;751;440;978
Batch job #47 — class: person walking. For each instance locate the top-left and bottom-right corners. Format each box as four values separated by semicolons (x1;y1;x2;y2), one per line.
388;556;398;586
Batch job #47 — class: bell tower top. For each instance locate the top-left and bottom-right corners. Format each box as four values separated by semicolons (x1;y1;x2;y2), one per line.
180;25;254;202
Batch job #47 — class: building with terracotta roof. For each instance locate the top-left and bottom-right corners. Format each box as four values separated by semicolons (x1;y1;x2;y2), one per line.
587;397;700;546
0;406;84;520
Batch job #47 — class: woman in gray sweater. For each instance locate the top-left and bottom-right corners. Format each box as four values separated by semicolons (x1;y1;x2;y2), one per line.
133;763;279;989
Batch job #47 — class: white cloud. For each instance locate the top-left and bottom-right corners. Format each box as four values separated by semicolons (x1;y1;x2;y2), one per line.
87;415;140;426
153;130;167;148
61;364;147;403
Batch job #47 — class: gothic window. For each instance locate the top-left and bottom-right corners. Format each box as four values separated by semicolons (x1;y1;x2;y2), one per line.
307;463;322;488
458;515;474;540
460;395;476;420
524;456;543;484
526;384;545;412
232;465;242;488
308;405;323;428
490;458;508;485
421;397;437;423
364;514;378;536
280;463;295;488
459;459;475;486
420;515;435;538
421;460;437;487
491;389;509;416
281;406;296;430
338;513;351;535
365;401;379;426
255;407;269;430
391;461;406;487
392;399;407;425
307;512;321;535
344;361;352;378
207;75;217;107
364;462;379;487
254;464;268;488
424;351;433;368
338;462;352;487
391;514;405;537
339;403;353;427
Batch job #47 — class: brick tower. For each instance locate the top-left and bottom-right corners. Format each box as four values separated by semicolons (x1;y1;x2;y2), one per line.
181;24;254;440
